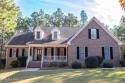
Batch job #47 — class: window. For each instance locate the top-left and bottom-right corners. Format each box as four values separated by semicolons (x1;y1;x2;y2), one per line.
91;29;97;39
104;47;110;60
37;31;40;39
16;48;19;57
60;48;64;56
47;48;51;56
54;32;57;40
88;29;99;39
22;48;25;56
79;47;85;60
9;48;12;57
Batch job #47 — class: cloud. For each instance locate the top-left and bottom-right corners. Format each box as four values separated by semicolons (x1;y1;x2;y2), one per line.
15;0;125;28
39;0;124;28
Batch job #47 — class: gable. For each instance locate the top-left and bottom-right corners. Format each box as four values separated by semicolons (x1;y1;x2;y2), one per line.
67;17;122;45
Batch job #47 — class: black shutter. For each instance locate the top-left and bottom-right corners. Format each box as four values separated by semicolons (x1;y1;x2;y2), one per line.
88;29;91;39
45;48;47;56
64;48;66;56
97;29;99;39
22;48;25;56
85;47;88;57
77;47;79;59
51;48;54;56
9;48;12;57
102;47;105;59
57;48;60;56
110;47;113;59
16;48;19;57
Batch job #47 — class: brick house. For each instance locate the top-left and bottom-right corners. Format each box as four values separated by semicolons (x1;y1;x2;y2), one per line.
5;17;122;68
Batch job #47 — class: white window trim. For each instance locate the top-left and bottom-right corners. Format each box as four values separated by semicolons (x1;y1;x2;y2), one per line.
79;47;85;60
51;27;60;40
91;29;97;39
104;47;111;60
47;48;51;56
60;48;64;56
34;27;44;40
53;31;58;40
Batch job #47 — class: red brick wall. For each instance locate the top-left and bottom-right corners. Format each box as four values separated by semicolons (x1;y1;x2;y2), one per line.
68;20;120;67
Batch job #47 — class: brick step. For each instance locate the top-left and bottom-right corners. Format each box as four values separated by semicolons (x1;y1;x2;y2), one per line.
28;61;41;68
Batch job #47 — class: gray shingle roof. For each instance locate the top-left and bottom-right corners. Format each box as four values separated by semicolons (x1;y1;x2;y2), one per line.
8;27;80;45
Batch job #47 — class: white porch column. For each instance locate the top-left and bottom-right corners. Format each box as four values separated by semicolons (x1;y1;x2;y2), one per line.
34;49;37;60
28;47;30;56
54;47;56;61
41;47;44;68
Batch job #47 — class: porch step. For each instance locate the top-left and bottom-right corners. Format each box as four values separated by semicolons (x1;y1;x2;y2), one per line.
28;61;41;68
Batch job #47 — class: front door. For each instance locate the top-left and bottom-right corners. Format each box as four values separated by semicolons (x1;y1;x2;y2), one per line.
37;49;42;61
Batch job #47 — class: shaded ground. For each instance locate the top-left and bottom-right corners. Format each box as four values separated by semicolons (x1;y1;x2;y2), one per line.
0;68;125;83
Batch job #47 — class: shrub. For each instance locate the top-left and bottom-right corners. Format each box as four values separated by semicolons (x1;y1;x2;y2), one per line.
1;59;6;68
72;62;82;69
49;62;57;67
0;59;3;69
120;59;125;67
103;62;113;68
57;62;67;67
1;59;6;65
17;56;27;67
96;56;104;66
123;52;125;60
10;60;19;68
85;56;99;68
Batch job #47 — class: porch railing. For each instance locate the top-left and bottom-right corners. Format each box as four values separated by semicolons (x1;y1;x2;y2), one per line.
43;56;66;62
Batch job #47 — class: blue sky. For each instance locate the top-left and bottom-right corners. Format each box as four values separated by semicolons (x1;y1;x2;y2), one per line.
14;0;124;28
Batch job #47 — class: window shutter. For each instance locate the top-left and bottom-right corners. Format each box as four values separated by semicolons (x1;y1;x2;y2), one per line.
88;29;91;39
102;47;105;59
51;48;54;56
64;48;66;56
85;47;88;57
22;48;25;56
57;48;60;56
110;47;113;59
45;48;47;56
9;48;12;57
77;47;79;59
16;48;19;57
96;29;99;39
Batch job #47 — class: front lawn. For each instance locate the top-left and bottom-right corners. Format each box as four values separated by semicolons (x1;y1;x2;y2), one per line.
0;68;125;83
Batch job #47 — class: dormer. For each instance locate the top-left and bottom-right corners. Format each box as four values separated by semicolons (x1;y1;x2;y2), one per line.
34;27;44;40
51;27;60;40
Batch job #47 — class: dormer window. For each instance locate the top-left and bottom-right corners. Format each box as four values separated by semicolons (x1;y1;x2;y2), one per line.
54;32;57;40
37;31;40;39
51;27;60;40
34;27;44;40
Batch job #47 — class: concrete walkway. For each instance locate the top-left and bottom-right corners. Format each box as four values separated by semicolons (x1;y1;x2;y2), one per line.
20;68;40;72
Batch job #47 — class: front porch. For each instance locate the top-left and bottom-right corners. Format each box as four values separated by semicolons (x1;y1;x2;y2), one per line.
26;45;68;68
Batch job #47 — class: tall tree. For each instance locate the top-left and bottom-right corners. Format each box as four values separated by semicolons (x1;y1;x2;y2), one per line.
52;8;64;27
31;12;39;30
63;13;78;27
0;0;19;43
16;17;31;32
45;14;53;27
119;0;125;11
80;10;88;26
38;9;45;26
110;16;125;42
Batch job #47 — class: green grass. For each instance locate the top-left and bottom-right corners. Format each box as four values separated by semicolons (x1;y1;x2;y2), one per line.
0;68;125;83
